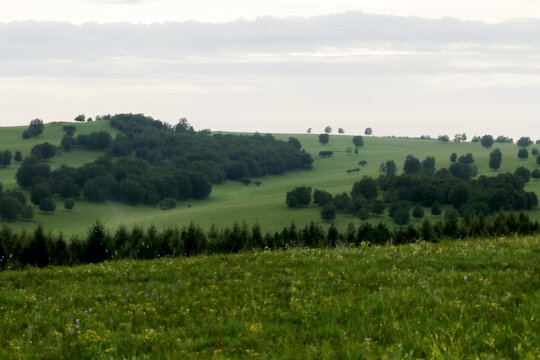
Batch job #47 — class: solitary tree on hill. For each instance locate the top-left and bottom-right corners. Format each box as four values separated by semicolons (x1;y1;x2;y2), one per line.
481;135;494;149
352;135;364;148
324;126;332;134
517;137;533;147
74;114;86;122
364;127;373;136
489;148;502;171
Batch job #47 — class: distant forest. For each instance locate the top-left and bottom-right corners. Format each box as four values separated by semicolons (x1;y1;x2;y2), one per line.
15;114;313;208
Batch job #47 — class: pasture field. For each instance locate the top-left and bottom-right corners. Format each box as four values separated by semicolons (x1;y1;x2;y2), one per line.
0;235;538;359
0;121;539;235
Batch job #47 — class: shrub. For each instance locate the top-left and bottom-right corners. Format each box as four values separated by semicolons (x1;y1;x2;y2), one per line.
39;198;56;212
159;198;176;210
64;198;75;210
320;203;336;221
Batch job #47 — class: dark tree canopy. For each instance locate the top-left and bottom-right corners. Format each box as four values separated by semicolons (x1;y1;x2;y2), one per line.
437;135;449;142
31;142;56;160
352;176;378;201
380;160;397;177
458;153;474;164
403;155;422;174
514;167;531;183
14;151;22;162
39;198;56;212
421;156;436;172
1;150;12;167
450;153;457;163
352;135;364;147
0;197;23;220
517;149;529;160
288;137;302;150
320;202;336;221
489;148;502;171
496;135;513;144
517;137;533;147
286;186;312;208
324;126;332;134
449;162;477;181
74;114;86;122
313;189;333;207
531;169;540;180
481;135;494;149
364;127;373;136
318;133;330;145
338;128;345;134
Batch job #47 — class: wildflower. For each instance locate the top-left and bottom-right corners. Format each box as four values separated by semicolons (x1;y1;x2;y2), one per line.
464;276;468;280
109;318;113;324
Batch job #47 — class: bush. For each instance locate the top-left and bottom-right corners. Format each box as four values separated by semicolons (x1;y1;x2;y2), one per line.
412;205;425;219
39;198;56;212
320;203;336;221
159;198;176;210
431;201;442;216
531;169;540;180
285;186;312;208
319;151;333;157
64;198;75;210
514;167;531;183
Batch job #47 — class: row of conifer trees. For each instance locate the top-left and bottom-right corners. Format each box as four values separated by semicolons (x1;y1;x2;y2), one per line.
0;211;538;270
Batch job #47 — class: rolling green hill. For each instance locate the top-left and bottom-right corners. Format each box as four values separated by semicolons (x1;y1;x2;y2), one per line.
0;121;539;235
1;236;538;359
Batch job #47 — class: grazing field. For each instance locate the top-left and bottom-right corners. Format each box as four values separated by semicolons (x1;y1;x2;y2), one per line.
0;121;539;235
0;236;538;359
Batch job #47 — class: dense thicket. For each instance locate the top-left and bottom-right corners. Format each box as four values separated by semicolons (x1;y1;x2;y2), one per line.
18;114;313;205
0;212;538;269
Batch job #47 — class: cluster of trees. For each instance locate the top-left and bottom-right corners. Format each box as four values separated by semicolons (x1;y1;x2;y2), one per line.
1;211;538;269
22;119;44;139
287;153;538;224
15;114;313;207
0;183;34;221
62;131;112;151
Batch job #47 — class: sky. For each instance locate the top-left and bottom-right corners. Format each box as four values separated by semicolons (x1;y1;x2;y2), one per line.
1;0;539;139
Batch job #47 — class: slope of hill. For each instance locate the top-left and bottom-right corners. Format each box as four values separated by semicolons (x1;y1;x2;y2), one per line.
0;121;539;235
0;236;538;359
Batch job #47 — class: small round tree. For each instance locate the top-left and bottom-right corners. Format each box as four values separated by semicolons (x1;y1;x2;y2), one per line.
480;135;494;149
531;169;540;180
39;198;56;213
318;133;330;145
412;205;425;219
450;153;457;162
64;198;76;210
517;149;529;160
320;202;336;221
514;167;531;183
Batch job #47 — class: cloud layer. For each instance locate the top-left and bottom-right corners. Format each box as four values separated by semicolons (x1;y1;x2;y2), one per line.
0;12;539;138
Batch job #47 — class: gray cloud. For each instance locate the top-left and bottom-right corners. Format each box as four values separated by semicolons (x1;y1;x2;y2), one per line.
0;11;539;79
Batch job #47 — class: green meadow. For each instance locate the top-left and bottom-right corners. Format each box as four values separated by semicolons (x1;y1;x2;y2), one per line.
0;121;539;235
1;236;538;359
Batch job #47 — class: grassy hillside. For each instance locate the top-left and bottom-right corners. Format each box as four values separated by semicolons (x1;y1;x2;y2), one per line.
1;236;538;359
0;122;539;235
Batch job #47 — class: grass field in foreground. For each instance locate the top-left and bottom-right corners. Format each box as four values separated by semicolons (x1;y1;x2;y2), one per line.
0;121;539;235
0;236;538;359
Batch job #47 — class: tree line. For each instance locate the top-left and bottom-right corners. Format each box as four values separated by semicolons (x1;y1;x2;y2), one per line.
286;154;538;224
0;211;538;270
14;114;313;207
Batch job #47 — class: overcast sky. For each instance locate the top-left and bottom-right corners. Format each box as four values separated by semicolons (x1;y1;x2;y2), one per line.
1;0;539;139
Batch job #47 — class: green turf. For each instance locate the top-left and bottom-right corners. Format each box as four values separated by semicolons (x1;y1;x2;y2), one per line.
0;236;538;359
0;122;539;235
